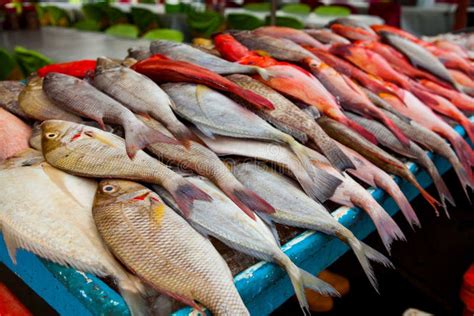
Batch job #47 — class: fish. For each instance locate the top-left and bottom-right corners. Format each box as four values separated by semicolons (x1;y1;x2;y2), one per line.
329;24;379;42
427;45;474;78
327;18;375;32
337;143;421;229
253;26;327;49
92;62;196;144
371;24;421;43
418;79;474;113
127;47;151;61
162;82;336;202
432;39;470;59
317;116;441;213
0;80;28;119
195;133;405;252
0;163;147;315
18;76;83;122
347;112;454;216
130;55;274;110
155;176;339;314
376;107;474;200
227;74;355;172
43;72;178;158
0;109;32;162
449;69;474;96
380;32;459;89
41;120;211;217
0;148;44;170
150;40;262;75
233;162;394;291
93;180;248;315
139;115;275;218
304;29;351;45
380;89;474;180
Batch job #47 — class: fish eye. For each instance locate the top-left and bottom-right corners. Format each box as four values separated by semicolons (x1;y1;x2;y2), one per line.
102;185;117;193
46;132;58;139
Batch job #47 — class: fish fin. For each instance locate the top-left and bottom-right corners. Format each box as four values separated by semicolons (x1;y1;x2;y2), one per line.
292;163;342;203
450;159;473;204
374;176;421;230
2;226;19;264
313;138;356;172
345;235;393;293
230;187;275;215
170;182;212;218
194;125;216;140
409;175;442;217
258;213;281;246
41;164;86;208
149;286;205;314
255;67;270;81
125;124;179;159
83;130;117;148
117;276;150;316
282;257;339;316
424;157;455;217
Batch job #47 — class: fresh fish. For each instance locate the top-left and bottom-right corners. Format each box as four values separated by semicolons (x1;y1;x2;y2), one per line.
233;162;393;291
338;143;421;228
131;55;274;110
41;120;211;217
150;40;262;75
196;133;405;252
432;39;470;59
18;76;82;122
449;69;474;96
127;47;151;61
195;133;340;203
304;29;351;45
227;74;355;172
139;115;275;218
0;80;28;119
427;45;474;78
377;107;474;199
43;72;177;158
329;23;379;42
93;180;248;315
0;163;147;315
0;109;32;162
347;112;454;215
380;89;474;180
380;32;459;89
418;79;474;113
93;62;196;144
318;116;441;213
253;26;327;49
0;148;44;170
371;24;421;43
162;82;335;202
156;176;339;314
327;18;375;32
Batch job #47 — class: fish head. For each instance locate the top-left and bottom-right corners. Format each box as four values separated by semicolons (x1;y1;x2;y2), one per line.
41;120;83;153
26;75;43;91
95;57;121;73
95;179;161;209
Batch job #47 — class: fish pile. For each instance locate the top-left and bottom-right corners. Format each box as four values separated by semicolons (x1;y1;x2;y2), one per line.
0;20;473;315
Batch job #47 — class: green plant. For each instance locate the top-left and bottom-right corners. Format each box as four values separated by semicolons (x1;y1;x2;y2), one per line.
243;2;271;12
188;10;224;38
131;7;159;33
314;6;351;17
281;4;311;15
0;49;17;80
105;24;139;38
103;6;129;25
74;19;101;32
142;29;184;42
13;46;52;77
265;16;304;29
227;13;264;30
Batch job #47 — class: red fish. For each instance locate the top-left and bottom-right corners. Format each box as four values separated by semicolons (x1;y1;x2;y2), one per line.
433;40;470;59
427;46;474;78
131;54;274;110
330;24;380;42
37;60;97;79
371;24;421;43
253;26;327;49
419;79;474;112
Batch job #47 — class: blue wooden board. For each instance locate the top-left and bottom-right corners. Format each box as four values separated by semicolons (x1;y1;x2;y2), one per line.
0;120;471;316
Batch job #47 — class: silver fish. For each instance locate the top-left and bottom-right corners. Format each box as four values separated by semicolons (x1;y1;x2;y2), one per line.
304;29;351;45
0;80;28;119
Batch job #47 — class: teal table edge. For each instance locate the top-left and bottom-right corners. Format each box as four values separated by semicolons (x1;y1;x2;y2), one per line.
0;119;471;316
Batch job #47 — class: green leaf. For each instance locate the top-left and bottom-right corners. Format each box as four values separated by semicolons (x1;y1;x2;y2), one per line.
314;6;351;17
131;7;159;33
13;46;52;77
243;2;271;12
105;23;139;39
265;16;304;29
227;13;264;30
103;6;129;25
74;19;101;32
188;10;223;38
0;49;17;80
142;28;184;42
281;4;311;15
82;3;108;22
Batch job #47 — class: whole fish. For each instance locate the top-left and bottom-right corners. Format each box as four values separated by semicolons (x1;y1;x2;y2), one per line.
43;72;177;158
155;176;339;314
329;23;379;42
140;115;275;218
0;109;32;162
0;80;28;119
131;55;274;110
418;79;474;112
41;120;211;217
0;163;147;315
92;62;196;144
233;162;393;291
18;76;82;122
253;26;327;49
379;89;474;179
347;112;453;215
304;29;351;45
93;180;248;315
162;82;336;202
376;107;474;199
380;32;459;89
337;143;420;228
227;74;355;172
150;40;262;75
196;133;405;252
318;116;441;213
195;133;341;203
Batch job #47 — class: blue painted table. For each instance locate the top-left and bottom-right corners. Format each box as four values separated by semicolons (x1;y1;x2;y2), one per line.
1;121;471;316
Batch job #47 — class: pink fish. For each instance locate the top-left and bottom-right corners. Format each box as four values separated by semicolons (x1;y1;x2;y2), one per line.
0;108;32;161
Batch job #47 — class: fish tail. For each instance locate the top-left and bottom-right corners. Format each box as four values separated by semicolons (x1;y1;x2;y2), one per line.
461;118;474;144
408;174;442;217
308;130;355;171
281;255;339;316
450;158;473;204
229;85;275;110
117;275;149;316
374;176;421;229
351;195;406;254
342;117;379;145
344;232;394;292
227;186;276;218
170;181;212;218
446;131;474;170
287;138;342;202
168;123;201;149
125;123;179;158
424;157;455;217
